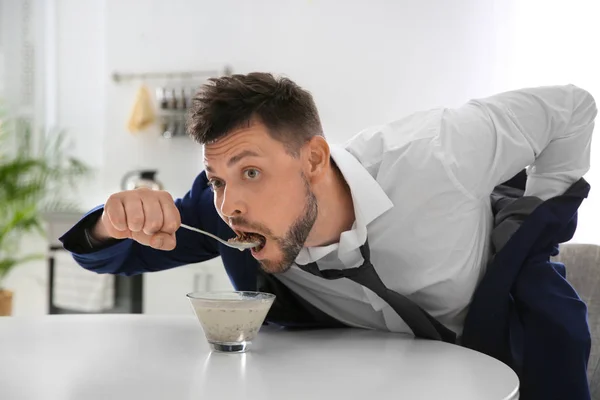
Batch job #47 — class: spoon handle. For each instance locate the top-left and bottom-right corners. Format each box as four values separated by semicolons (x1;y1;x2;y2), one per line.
180;223;226;244
179;223;255;250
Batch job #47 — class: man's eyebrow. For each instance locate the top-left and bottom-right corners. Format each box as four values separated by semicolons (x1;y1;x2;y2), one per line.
204;150;261;174
227;150;261;167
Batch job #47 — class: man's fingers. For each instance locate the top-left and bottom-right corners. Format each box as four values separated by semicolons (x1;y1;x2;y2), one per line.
132;231;175;250
131;230;152;247
99;210;129;240
100;190;179;250
105;195;128;232
141;195;164;235
159;193;181;234
123;196;145;232
152;232;176;250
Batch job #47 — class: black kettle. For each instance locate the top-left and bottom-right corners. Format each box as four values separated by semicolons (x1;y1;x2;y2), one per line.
121;170;164;191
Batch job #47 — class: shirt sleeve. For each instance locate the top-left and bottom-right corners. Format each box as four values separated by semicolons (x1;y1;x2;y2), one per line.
436;84;597;200
58;171;222;275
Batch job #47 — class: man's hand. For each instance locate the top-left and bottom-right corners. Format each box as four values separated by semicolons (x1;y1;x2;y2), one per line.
92;188;181;250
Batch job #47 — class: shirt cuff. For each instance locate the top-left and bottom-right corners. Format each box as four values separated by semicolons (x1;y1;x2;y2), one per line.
59;206;123;254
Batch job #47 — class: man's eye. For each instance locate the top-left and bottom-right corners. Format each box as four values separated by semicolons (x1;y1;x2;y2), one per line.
209;179;224;190
243;169;260;180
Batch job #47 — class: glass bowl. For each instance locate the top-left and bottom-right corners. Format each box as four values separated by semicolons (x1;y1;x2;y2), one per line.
186;291;275;353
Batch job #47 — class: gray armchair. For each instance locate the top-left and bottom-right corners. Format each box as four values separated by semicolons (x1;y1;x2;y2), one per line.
552;243;600;399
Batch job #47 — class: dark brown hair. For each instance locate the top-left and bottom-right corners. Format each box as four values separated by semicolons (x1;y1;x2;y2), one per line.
186;72;323;155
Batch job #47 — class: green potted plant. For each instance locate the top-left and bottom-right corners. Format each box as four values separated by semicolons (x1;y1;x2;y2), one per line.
0;116;91;316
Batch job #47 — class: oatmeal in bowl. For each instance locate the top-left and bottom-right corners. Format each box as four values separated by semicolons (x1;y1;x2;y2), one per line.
187;291;275;353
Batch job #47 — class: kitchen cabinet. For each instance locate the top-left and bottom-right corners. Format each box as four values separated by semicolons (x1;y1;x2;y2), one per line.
143;257;233;315
44;211;233;317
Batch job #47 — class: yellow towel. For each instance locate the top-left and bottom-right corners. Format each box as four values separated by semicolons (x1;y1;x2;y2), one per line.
127;85;156;133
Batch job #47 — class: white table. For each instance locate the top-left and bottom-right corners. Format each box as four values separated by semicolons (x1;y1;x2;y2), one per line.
0;315;519;400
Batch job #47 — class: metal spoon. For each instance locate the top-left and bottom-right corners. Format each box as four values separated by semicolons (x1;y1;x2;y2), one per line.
179;223;259;251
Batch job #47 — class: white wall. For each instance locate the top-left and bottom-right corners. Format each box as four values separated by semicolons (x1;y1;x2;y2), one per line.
1;0;55;315
92;0;598;240
0;2;5;99
16;0;597;315
2;0;508;316
54;0;107;208
55;0;509;208
498;0;600;244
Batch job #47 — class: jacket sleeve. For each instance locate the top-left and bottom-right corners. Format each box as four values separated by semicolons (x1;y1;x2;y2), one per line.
58;171;221;276
436;84;597;201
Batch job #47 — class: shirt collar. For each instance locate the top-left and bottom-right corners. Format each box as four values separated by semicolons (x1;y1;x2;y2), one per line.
294;144;394;265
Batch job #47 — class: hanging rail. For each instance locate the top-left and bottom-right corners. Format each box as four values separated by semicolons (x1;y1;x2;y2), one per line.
111;65;233;83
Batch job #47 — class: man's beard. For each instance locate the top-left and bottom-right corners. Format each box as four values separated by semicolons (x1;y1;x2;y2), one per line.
258;175;317;273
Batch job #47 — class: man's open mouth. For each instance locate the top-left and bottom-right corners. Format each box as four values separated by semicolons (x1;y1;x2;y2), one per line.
228;230;267;251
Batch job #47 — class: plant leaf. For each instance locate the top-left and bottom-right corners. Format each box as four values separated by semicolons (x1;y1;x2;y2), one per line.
0;108;92;280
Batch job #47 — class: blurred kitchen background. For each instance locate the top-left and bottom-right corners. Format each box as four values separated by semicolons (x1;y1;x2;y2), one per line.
0;0;598;317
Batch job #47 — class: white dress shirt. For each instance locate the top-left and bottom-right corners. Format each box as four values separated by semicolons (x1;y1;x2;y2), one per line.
276;84;597;336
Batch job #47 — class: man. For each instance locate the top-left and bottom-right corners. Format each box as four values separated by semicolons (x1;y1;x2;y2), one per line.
60;72;597;340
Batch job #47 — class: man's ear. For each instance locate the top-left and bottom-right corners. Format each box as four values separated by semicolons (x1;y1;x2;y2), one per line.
303;136;330;180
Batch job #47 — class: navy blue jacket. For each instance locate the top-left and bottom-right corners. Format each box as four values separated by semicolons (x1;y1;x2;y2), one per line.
462;173;592;400
60;170;592;399
60;171;261;290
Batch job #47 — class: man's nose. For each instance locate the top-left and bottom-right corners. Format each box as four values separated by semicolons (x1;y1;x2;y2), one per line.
218;186;247;218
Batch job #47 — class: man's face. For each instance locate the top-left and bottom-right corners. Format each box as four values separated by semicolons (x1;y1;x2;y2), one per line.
203;122;317;274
